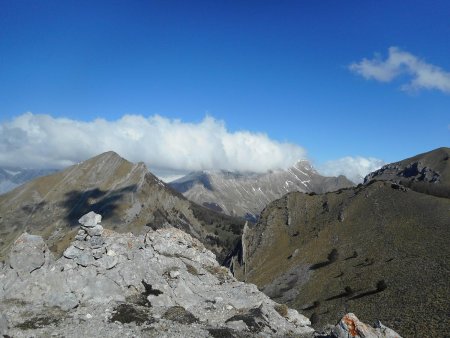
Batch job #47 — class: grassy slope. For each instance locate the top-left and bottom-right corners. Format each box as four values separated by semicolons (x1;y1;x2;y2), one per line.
243;182;450;337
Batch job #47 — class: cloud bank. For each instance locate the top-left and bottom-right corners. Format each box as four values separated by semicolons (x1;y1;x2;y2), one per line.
350;47;450;94
0;113;307;174
319;156;385;183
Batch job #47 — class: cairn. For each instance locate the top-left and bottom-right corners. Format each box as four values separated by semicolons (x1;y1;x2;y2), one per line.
63;211;113;267
75;211;104;248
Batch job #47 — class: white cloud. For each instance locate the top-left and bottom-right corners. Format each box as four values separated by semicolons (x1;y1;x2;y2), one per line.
349;47;450;94
319;156;385;183
0;113;306;174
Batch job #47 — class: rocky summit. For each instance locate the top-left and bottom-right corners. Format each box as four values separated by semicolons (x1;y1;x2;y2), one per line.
0;212;401;338
364;147;450;198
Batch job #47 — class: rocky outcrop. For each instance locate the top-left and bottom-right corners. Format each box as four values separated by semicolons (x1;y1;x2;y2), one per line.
0;212;401;337
364;161;440;184
0;212;314;337
363;147;450;199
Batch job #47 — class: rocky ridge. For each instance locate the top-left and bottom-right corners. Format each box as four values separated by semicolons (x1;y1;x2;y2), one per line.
0;151;245;263
170;160;353;220
0;212;400;338
364;147;449;198
228;150;450;337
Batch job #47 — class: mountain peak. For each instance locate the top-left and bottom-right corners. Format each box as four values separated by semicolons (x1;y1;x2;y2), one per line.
84;151;129;164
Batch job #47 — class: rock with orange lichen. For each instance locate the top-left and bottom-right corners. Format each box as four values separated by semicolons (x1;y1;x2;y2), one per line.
330;313;402;338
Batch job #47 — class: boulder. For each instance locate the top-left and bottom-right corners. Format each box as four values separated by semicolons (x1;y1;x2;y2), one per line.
9;233;51;276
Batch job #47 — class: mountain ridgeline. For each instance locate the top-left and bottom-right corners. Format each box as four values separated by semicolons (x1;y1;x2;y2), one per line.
365;146;450;198
229;147;450;338
170;160;354;220
0;152;245;263
0;147;448;337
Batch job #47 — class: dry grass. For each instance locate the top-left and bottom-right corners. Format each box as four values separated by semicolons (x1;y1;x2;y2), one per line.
274;304;289;317
242;182;450;337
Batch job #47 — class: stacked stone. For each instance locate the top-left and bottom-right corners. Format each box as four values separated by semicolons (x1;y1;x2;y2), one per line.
75;211;105;249
63;211;111;266
76;211;103;238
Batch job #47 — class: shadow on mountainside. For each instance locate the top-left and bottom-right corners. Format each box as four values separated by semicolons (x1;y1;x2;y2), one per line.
60;185;138;226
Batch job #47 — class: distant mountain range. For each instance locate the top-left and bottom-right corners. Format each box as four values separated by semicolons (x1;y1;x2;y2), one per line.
0;152;245;262
0;147;448;337
0;167;57;194
170;160;354;220
229;147;450;337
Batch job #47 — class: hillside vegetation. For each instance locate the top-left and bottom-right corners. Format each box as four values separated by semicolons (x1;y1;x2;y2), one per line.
236;148;450;337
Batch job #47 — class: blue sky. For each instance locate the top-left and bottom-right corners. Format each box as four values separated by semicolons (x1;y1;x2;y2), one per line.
0;1;449;180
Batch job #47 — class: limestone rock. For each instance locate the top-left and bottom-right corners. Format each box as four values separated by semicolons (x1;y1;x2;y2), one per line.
9;232;52;276
89;235;104;249
0;314;8;336
92;248;104;259
63;245;83;259
76;251;96;267
85;224;104;237
78;211;102;228
0;212;401;338
98;255;118;270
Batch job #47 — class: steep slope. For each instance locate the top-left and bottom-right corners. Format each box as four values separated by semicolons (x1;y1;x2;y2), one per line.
170;160;353;220
0;213;401;338
0;151;245;262
0;167;57;194
365;147;450;197
231;149;450;337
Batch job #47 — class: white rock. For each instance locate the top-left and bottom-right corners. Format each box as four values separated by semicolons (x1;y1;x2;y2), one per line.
107;249;117;256
78;211;102;228
169;270;180;278
286;308;311;326
226;320;248;331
